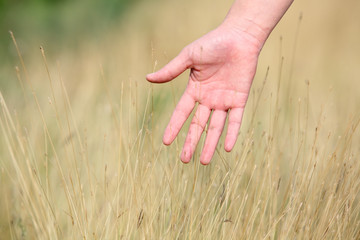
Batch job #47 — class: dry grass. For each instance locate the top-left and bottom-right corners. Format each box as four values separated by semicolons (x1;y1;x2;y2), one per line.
1;0;360;239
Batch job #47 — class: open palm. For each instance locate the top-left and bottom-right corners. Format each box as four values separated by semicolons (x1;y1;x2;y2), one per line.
147;26;262;164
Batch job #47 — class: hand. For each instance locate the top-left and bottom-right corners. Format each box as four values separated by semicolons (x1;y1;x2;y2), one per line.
146;25;262;165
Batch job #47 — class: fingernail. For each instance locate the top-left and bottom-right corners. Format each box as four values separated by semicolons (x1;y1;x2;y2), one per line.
181;149;190;163
163;134;170;145
224;142;232;152
200;155;210;165
146;73;155;80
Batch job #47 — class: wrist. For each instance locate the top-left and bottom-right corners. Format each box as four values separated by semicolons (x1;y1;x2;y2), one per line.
220;16;269;50
220;0;294;50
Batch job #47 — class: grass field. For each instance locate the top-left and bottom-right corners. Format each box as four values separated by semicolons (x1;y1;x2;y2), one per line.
1;0;360;239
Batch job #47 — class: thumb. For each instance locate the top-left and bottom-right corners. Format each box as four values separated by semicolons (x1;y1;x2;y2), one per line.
146;49;191;83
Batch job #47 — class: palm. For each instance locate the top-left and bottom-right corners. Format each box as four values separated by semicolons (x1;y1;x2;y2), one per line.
147;27;261;164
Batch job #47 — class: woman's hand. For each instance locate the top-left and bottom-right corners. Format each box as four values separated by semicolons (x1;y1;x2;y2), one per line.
146;25;262;164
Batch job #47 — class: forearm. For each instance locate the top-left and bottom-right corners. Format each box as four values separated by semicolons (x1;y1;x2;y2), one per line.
222;0;294;47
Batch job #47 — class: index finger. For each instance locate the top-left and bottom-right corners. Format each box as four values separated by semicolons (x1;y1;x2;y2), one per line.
163;92;196;145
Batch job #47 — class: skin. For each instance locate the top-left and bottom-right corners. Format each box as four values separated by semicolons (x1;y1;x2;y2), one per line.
147;0;294;165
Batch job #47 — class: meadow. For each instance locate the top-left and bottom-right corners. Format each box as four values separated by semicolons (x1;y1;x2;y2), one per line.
0;0;360;239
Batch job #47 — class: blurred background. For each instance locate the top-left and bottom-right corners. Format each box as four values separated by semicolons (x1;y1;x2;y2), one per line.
0;0;137;57
1;0;359;109
1;0;359;145
1;0;360;238
0;0;139;90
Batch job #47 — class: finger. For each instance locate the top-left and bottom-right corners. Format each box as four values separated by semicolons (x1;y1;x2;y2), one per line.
200;110;227;165
181;105;211;163
163;92;196;145
224;108;244;152
146;49;191;83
